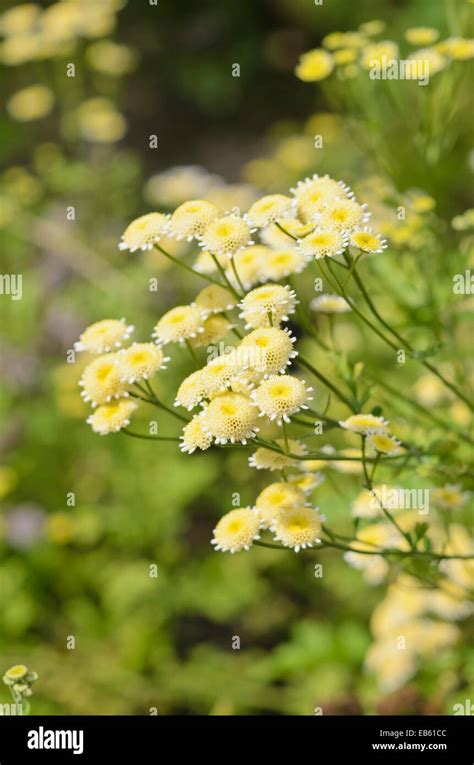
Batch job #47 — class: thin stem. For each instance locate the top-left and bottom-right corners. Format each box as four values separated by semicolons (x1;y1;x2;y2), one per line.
230;254;246;294
298;354;356;412
210;252;241;298
154;243;221;287
123;429;179;442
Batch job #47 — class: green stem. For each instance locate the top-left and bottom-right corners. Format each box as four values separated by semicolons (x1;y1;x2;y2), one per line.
154;243;221;287
298;354;356;412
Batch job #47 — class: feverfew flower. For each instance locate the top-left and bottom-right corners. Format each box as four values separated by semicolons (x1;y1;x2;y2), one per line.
255;482;307;528
189;315;231;348
74;318;134;354
174;369;206;410
153;305;205;345
117;342;168;384
295;49;335;82
226;245;267;290
251;374;312;424
201;392;259;444
169;199;221;241
180;411;213;454
404;27;440;46
310;294;351;313
432;484;470;511
194;284;237;314
239;284;297;329
297;228;347;259
87;398;138;435
249;439;308;471
339;413;389;434
239;327;297;375
288;471;324;494
200;214;253;256
260;248;310;281
245;194;294;228
119;213;169;252
367;433;402;455
272;506;322;551
350;228;387;253
199;356;239;398
79;353;128;406
211;508;261;552
320;198;370;232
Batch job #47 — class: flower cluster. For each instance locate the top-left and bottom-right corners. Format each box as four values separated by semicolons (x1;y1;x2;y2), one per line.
3;664;38;712
295;22;474;83
73;170;472;575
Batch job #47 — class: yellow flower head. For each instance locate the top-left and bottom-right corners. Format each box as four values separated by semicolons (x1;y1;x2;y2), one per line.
86;41;137;76
259;248;309;281
169;199;221;241
256;481;307;528
194;284;237;314
190;315;231;348
80;353;128;406
153;305;205;345
3;665;28;683
211;508;261;553
432;484;470;510
288;471;324;494
74;318;134;354
87;398;138;435
77;98;126;143
367;433;401;455
407;47;447;77
117;342;168;383
334;48;359;65
200;214;253;256
245;194;294;228
361;41;399;69
251;374;312;424
310;294;351;313
272;506;322;552
174;369;206;410
239;327;297;375
201;392;259;444
180;411;213;454
339;413;389;434
239;284;297;329
292;175;352;221
322;32;347;50
438;37;474;60
404;27;440;46
226;245;267;290
0;5;41;36
7;85;54;122
350;228;387;253
249;439;307;471
119;212;169;252
359;21;386;37
295;48;335;82
320;198;370;232
199;356;239;398
261;219;312;248
297;228;348;259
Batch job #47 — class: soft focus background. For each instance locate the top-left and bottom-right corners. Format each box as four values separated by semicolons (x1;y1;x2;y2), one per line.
0;0;473;715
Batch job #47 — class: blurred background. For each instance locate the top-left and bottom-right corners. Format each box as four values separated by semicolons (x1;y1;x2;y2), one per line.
0;0;472;715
